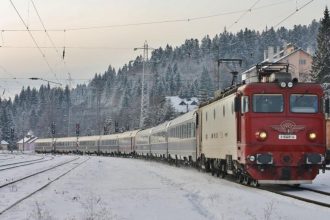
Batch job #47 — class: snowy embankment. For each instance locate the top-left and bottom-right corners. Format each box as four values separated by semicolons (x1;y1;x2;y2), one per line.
1;155;329;220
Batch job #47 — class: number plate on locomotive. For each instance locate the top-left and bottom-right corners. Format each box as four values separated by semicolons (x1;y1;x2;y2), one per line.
279;134;296;140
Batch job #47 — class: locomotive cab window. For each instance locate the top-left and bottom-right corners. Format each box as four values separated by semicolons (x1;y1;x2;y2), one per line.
241;96;249;113
290;94;318;113
253;94;283;113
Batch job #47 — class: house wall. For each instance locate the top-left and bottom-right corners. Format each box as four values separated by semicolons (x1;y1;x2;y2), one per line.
279;50;312;82
0;144;8;150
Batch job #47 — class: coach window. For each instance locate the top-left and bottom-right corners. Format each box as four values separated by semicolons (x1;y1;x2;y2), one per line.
192;123;196;137
223;105;225;117
206;112;208;121
241;96;249;113
214;109;216;119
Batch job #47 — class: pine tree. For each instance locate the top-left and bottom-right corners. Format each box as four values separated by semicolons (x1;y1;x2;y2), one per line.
312;7;330;82
198;67;213;102
163;101;176;121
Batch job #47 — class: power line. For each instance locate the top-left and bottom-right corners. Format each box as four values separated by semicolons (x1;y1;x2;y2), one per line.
30;0;66;85
0;64;25;95
30;0;61;57
0;77;90;81
0;45;133;50
227;0;262;30
8;0;57;81
273;0;315;28
1;0;295;32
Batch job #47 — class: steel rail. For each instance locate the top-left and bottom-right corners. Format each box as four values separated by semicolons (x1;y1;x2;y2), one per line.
259;186;330;208
0;156;54;172
0;156;45;167
0;157;89;215
0;157;80;189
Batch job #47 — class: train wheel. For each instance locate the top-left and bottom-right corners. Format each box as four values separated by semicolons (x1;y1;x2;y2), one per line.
242;176;250;185
237;174;243;183
250;180;259;187
220;163;226;178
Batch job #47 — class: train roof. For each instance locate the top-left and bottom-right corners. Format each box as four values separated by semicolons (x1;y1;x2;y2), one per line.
35;138;54;143
136;128;153;137
100;134;118;140
117;130;140;139
78;135;100;141
168;110;197;127
150;121;170;134
56;136;77;142
238;82;324;94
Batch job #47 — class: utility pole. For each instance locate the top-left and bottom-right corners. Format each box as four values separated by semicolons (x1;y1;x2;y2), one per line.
134;41;153;129
51;122;56;153
67;73;73;137
76;123;80;153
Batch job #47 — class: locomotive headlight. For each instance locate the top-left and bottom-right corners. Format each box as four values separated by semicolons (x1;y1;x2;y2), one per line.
287;82;293;88
308;132;317;141
256;130;268;141
248;155;256;162
280;82;286;88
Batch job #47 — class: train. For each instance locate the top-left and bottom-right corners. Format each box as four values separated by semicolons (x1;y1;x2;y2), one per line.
35;63;329;186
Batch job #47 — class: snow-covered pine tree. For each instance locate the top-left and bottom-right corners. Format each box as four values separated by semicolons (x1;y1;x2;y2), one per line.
312;7;330;83
198;67;213;102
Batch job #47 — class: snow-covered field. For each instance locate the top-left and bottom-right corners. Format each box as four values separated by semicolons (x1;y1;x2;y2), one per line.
0;153;329;220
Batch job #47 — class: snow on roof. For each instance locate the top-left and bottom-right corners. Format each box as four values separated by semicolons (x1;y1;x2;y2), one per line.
17;136;37;144
27;137;38;144
1;140;9;145
151;121;170;134
166;96;199;113
168;110;197;127
136;127;153;138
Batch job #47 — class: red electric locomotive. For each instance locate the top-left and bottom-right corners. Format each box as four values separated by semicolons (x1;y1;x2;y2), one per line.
198;63;328;185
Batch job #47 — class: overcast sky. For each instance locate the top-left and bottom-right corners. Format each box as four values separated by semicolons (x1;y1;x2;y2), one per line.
0;0;328;98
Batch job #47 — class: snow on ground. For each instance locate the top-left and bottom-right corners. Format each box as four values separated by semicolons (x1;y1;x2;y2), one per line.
0;153;42;165
1;154;330;220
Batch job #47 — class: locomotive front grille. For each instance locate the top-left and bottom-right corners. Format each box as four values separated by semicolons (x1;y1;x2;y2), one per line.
306;153;324;164
280;167;291;180
256;153;273;164
282;154;292;165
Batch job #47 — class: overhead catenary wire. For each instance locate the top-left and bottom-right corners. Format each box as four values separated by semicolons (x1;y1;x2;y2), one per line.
0;77;89;81
8;0;57;82
0;45;133;50
0;65;26;95
273;0;315;28
0;0;318;99
227;0;262;30
30;0;66;85
30;0;61;57
1;0;295;32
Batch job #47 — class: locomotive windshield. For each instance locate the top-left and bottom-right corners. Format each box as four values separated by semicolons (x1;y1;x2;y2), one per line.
253;94;283;113
290;94;318;113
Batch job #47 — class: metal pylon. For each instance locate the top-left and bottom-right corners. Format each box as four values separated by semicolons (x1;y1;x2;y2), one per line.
135;41;152;129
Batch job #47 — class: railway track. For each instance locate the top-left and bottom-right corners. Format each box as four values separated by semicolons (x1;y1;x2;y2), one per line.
0;156;54;172
0;156;90;215
179;160;330;208
0;155;15;160
259;185;330;208
0;156;45;168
